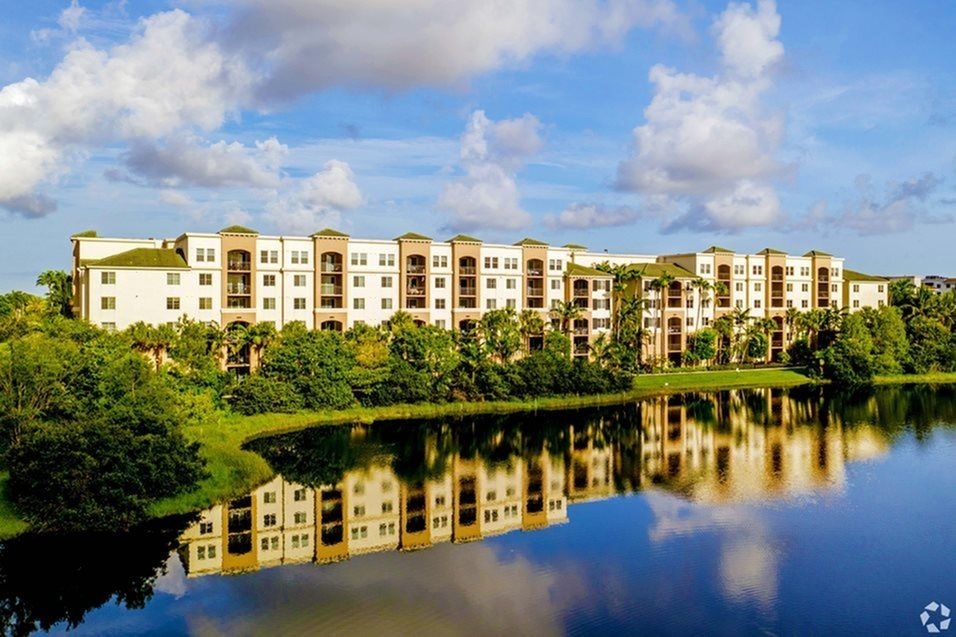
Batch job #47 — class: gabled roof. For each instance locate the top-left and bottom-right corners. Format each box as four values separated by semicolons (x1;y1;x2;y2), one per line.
757;248;787;255
71;230;98;238
625;262;695;278
563;243;588;250
88;248;188;269
446;234;482;243
311;228;349;238
843;269;888;282
804;250;832;257
394;232;432;241
218;225;259;235
566;263;611;277
702;246;734;254
513;237;548;246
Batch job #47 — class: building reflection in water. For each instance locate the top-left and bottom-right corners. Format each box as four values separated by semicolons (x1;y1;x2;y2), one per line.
178;388;890;577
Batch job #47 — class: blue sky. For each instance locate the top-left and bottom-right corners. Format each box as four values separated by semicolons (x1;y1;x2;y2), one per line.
1;0;955;291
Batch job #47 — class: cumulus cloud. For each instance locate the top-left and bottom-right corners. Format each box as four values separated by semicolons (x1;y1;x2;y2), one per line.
792;172;951;235
437;110;541;232
0;9;253;216
222;0;689;102
545;202;642;228
616;0;785;232
266;159;363;233
115;134;287;188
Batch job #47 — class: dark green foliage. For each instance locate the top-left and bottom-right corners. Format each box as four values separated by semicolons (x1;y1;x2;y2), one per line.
685;328;716;364
261;328;356;410
230;376;302;415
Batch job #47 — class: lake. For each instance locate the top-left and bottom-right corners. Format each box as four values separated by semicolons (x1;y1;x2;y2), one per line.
3;385;955;636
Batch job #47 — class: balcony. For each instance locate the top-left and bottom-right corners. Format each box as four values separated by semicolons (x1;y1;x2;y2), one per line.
227;261;251;272
320;263;343;273
226;284;251;295
459;266;476;275
573;327;589;335
527;298;544;309
667;296;682;308
573;299;589;309
459;287;476;297
321;284;343;295
226;298;251;309
406;287;426;296
407;264;426;274
527;286;544;297
527;269;543;277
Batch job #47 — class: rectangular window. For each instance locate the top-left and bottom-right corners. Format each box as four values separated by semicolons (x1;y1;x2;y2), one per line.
263;491;276;504
381;298;393;309
350;253;367;266
294;274;307;287
260;250;269;264
548;259;563;271
506;278;516;289
754;299;762;308
195;248;205;262
270;250;278;264
294;512;307;524
551;279;561;290
353;275;365;287
101;271;115;285
435;277;446;288
435;298;446;309
353;298;365;309
435;319;446;328
199;297;212;310
832;284;839;292
199;273;213;286
786;266;794;276
734;265;745;276
101;322;116;330
787;299;793;308
592;299;610;310
486;299;497;310
833;268;840;277
263;274;275;286
263;298;276;310
686;317;694;326
167;273;180;285
291;251;299;265
593;318;609;330
754;282;762;292
263;513;276;527
852;284;860;293
801;300;809;308
486;278;497;289
381;276;393;288
200;522;214;534
166;297;180;310
878;285;885;293
294;298;306;310
752;265;763;276
735;282;744;292
786;283;793;292
736;299;744;309
207;248;215;262
853;299;860;308
506;298;516;309
802;283;809;292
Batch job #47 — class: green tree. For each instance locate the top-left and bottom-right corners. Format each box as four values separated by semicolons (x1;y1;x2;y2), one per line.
858;306;909;374
35;270;73;318
822;313;874;385
549;300;582;338
517;309;545;354
684;328;716;365
479;309;521;363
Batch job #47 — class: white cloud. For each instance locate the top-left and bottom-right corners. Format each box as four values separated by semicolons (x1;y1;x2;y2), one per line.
0;9;253;216
58;0;87;33
437;110;541;232
545;202;642;228
117;134;287;188
266;159;363;234
159;190;194;207
222;0;689;101
616;0;785;232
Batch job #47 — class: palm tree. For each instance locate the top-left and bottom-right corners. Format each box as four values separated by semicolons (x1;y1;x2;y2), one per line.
595;262;638;333
616;296;648;371
690;276;712;334
784;307;802;345
36;270;73;318
549;300;582;338
518;309;545;354
649;273;674;364
247;322;278;368
728;306;752;362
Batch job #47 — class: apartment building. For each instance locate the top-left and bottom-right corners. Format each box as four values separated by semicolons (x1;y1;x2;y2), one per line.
71;228;887;364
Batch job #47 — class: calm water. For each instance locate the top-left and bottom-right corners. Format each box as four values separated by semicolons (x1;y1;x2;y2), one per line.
3;385;956;636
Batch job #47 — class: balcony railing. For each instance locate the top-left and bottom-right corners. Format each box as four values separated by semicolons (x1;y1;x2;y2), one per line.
527;298;544;309
459;287;476;297
407;265;426;274
226;298;251;309
321;284;343;295
573;345;590;355
573;299;589;309
573;327;589;335
320;263;343;272
226;284;251;295
459;266;476;275
527;287;544;297
227;261;251;272
667;297;682;308
527;269;543;277
407;287;426;296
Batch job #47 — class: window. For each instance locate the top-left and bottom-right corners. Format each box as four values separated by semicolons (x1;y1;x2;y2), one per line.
506;299;516;309
593;280;611;292
353;298;365;309
197;545;206;560
786;266;794;276
101;296;116;310
382;480;392;492
786;283;793;292
263;298;276;310
432;255;448;268
853;299;860;308
754;282;762;292
801;299;809;308
486;299;497;310
207;248;216;262
166;297;180;310
300;251;309;264
435;319;446;328
381;298;393;309
700;263;712;274
101;322;116;330
294;298;306;310
548;259;562;271
196;248;215;262
263;513;276;527
593;318;609;330
551;279;561;290
734;265;745;276
294;512;307;524
878;284;885;293
260;249;268;263
754;299;762;308
293;488;307;501
199;297;213;310
101;271;115;285
833;268;840;277
195;248;205;262
435;298;446;309
167;273;180;285
486;278;497;289
200;522;214;534
504;257;518;270
787;299;793;308
752;265;763;276
735;282;744;292
353;275;365;288
644;317;659;328
802;283;809;292
353;504;366;517
736;299;744;309
260;250;278;264
505;278;516;289
382;501;393;513
852;284;860;293
801;266;810;277
381;276;393;288
264;491;276;504
435;277;446;288
592;298;610;310
350;252;367;266
290;250;300;264
294;274;307;287
483;257;499;269
832;284;839;293
435;495;446;507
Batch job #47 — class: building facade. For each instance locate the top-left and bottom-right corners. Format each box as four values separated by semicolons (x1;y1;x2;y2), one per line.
71;227;888;364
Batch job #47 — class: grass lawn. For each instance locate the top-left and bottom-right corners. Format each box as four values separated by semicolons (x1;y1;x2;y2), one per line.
3;367;955;538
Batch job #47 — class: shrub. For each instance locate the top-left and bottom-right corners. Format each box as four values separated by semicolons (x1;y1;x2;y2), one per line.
230;375;302;415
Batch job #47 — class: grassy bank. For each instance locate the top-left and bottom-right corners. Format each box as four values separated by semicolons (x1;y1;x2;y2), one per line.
4;367;956;538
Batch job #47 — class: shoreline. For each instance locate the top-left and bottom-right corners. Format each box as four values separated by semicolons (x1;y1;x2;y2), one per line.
4;369;956;538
